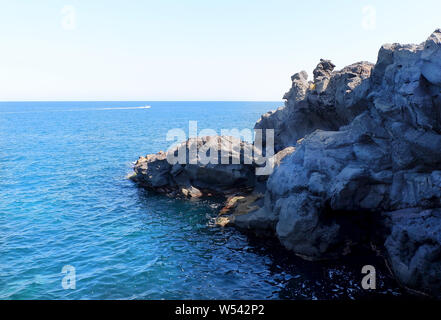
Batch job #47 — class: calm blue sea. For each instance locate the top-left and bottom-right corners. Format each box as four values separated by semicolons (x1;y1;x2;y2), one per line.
0;101;405;300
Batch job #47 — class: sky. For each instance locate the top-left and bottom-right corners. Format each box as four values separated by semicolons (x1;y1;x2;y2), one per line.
0;0;440;101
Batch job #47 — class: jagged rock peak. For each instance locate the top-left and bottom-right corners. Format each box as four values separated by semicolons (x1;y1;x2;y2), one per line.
313;58;336;81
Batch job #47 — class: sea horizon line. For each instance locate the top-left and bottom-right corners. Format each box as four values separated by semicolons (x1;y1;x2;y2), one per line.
0;100;284;103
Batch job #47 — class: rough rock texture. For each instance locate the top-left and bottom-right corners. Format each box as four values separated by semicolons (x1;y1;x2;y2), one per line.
231;30;441;296
132;136;257;197
133;30;441;297
384;209;441;297
255;60;374;153
133;138;295;198
218;147;295;234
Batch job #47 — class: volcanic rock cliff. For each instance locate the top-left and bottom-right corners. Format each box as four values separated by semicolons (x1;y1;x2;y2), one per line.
133;30;441;297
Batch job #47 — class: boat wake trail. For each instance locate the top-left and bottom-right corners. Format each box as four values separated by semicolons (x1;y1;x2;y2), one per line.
0;106;151;114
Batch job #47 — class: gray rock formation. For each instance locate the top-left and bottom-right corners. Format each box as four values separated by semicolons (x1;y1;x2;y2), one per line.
216;146;295;235
133;136;295;198
132;136;258;197
384;208;441;297
133;29;441;297
255;60;374;153
231;29;441;296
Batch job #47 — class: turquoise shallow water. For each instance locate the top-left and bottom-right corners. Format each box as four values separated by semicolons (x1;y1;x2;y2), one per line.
0;101;406;299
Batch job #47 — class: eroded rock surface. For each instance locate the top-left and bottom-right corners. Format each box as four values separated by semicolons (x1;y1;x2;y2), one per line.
133;30;441;297
132;136;258;197
383;209;441;297
230;29;441;296
255;60;374;153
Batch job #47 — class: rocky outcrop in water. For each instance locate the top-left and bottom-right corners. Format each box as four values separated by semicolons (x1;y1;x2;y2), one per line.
133;30;441;297
132;135;294;198
132;136;257;198
225;29;441;297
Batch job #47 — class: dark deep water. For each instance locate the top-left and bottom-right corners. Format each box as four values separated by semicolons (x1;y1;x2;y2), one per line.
0;101;407;299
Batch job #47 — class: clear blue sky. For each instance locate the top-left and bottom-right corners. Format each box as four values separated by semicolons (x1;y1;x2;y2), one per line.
0;0;440;101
